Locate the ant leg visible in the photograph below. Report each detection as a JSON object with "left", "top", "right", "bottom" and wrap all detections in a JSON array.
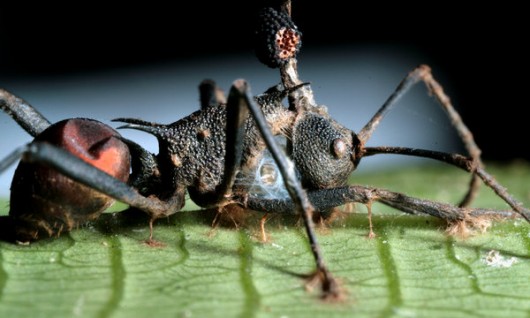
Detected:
[
  {"left": 235, "top": 79, "right": 343, "bottom": 301},
  {"left": 355, "top": 185, "right": 524, "bottom": 225},
  {"left": 357, "top": 65, "right": 482, "bottom": 208},
  {"left": 363, "top": 146, "right": 530, "bottom": 221},
  {"left": 244, "top": 185, "right": 522, "bottom": 223},
  {"left": 1, "top": 89, "right": 51, "bottom": 137},
  {"left": 0, "top": 142, "right": 185, "bottom": 221},
  {"left": 370, "top": 186, "right": 527, "bottom": 233},
  {"left": 211, "top": 80, "right": 250, "bottom": 204},
  {"left": 419, "top": 67, "right": 482, "bottom": 207}
]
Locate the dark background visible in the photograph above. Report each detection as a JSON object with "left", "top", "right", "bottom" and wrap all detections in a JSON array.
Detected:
[{"left": 0, "top": 1, "right": 528, "bottom": 161}]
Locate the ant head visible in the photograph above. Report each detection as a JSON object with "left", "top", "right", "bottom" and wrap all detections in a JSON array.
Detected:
[{"left": 290, "top": 112, "right": 360, "bottom": 189}]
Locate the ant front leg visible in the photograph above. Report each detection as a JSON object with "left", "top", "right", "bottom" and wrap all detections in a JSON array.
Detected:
[
  {"left": 245, "top": 184, "right": 524, "bottom": 230},
  {"left": 234, "top": 79, "right": 344, "bottom": 301},
  {"left": 361, "top": 146, "right": 530, "bottom": 222}
]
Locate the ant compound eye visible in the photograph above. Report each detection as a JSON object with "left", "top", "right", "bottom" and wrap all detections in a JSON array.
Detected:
[
  {"left": 254, "top": 7, "right": 302, "bottom": 68},
  {"left": 332, "top": 138, "right": 347, "bottom": 159}
]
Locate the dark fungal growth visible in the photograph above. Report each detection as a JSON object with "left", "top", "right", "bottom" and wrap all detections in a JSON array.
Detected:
[{"left": 254, "top": 6, "right": 302, "bottom": 68}]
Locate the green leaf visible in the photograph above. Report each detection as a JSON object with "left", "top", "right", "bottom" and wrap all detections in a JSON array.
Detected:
[{"left": 0, "top": 162, "right": 529, "bottom": 318}]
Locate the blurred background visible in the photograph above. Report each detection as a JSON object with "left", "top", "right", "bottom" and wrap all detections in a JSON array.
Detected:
[{"left": 0, "top": 1, "right": 528, "bottom": 197}]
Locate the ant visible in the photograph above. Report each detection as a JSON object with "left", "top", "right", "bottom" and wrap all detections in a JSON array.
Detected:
[{"left": 1, "top": 1, "right": 529, "bottom": 301}]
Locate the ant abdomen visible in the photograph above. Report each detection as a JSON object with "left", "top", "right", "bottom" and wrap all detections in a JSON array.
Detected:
[{"left": 8, "top": 118, "right": 130, "bottom": 242}]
